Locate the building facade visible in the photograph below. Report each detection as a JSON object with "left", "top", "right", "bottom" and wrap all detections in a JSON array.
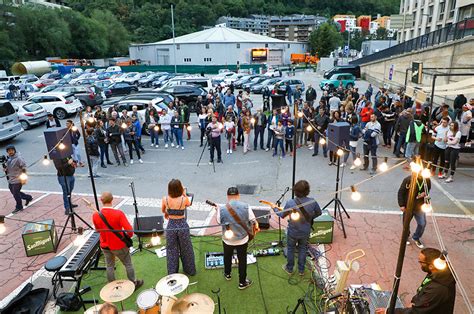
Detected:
[
  {"left": 333, "top": 15, "right": 357, "bottom": 32},
  {"left": 397, "top": 0, "right": 473, "bottom": 42},
  {"left": 269, "top": 14, "right": 327, "bottom": 42},
  {"left": 216, "top": 15, "right": 269, "bottom": 36},
  {"left": 129, "top": 25, "right": 306, "bottom": 66}
]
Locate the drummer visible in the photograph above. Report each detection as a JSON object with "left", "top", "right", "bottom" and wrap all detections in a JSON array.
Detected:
[{"left": 162, "top": 179, "right": 196, "bottom": 276}]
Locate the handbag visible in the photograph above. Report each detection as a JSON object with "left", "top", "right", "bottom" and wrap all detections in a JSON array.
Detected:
[
  {"left": 97, "top": 211, "right": 133, "bottom": 248},
  {"left": 225, "top": 203, "right": 258, "bottom": 241}
]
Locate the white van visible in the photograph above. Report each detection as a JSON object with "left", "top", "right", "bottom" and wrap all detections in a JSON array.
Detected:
[
  {"left": 163, "top": 77, "right": 213, "bottom": 92},
  {"left": 106, "top": 66, "right": 122, "bottom": 73},
  {"left": 0, "top": 100, "right": 24, "bottom": 142}
]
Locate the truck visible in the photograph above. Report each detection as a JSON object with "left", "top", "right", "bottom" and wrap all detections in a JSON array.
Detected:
[{"left": 290, "top": 53, "right": 319, "bottom": 64}]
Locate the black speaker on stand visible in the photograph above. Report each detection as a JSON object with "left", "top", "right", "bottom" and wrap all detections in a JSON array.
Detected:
[
  {"left": 327, "top": 122, "right": 350, "bottom": 152},
  {"left": 271, "top": 94, "right": 286, "bottom": 111}
]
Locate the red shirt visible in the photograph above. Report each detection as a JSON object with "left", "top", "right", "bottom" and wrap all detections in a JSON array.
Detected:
[
  {"left": 92, "top": 207, "right": 133, "bottom": 250},
  {"left": 360, "top": 107, "right": 374, "bottom": 122}
]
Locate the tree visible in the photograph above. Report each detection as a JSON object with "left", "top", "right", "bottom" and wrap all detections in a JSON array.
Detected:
[
  {"left": 309, "top": 23, "right": 343, "bottom": 57},
  {"left": 90, "top": 10, "right": 130, "bottom": 56},
  {"left": 376, "top": 27, "right": 389, "bottom": 40}
]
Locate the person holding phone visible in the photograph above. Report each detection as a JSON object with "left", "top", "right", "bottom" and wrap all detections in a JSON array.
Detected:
[{"left": 162, "top": 179, "right": 196, "bottom": 276}]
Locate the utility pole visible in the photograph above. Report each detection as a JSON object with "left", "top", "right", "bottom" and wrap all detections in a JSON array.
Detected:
[{"left": 171, "top": 4, "right": 177, "bottom": 74}]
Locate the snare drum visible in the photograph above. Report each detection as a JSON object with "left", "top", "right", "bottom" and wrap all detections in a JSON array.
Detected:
[{"left": 137, "top": 289, "right": 160, "bottom": 314}]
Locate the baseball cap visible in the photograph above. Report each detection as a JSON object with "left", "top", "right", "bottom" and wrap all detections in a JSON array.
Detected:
[{"left": 227, "top": 187, "right": 239, "bottom": 196}]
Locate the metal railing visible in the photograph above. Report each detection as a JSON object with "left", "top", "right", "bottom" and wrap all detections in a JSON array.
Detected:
[{"left": 350, "top": 17, "right": 474, "bottom": 65}]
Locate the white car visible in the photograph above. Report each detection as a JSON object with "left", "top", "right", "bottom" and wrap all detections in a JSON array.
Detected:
[
  {"left": 223, "top": 73, "right": 246, "bottom": 85},
  {"left": 263, "top": 69, "right": 282, "bottom": 77},
  {"left": 15, "top": 102, "right": 48, "bottom": 129},
  {"left": 115, "top": 72, "right": 139, "bottom": 83},
  {"left": 69, "top": 73, "right": 97, "bottom": 85},
  {"left": 28, "top": 92, "right": 82, "bottom": 120}
]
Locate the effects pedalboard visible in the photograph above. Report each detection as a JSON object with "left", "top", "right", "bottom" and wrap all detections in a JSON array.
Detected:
[{"left": 205, "top": 247, "right": 279, "bottom": 269}]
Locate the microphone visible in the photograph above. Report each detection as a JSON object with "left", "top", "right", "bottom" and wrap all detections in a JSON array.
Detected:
[
  {"left": 285, "top": 187, "right": 290, "bottom": 192},
  {"left": 206, "top": 200, "right": 218, "bottom": 207}
]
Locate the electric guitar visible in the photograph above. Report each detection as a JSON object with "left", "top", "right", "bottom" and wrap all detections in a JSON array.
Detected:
[
  {"left": 207, "top": 200, "right": 260, "bottom": 238},
  {"left": 259, "top": 200, "right": 284, "bottom": 211}
]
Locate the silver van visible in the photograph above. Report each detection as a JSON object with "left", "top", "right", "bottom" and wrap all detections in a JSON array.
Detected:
[{"left": 0, "top": 100, "right": 24, "bottom": 142}]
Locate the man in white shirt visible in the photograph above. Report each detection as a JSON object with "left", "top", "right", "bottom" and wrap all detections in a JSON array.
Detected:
[
  {"left": 216, "top": 187, "right": 257, "bottom": 290},
  {"left": 328, "top": 94, "right": 341, "bottom": 113},
  {"left": 361, "top": 114, "right": 381, "bottom": 175},
  {"left": 459, "top": 104, "right": 472, "bottom": 143},
  {"left": 431, "top": 117, "right": 449, "bottom": 178}
]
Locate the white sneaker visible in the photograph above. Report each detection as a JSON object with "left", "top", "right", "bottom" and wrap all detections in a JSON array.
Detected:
[
  {"left": 150, "top": 143, "right": 154, "bottom": 147},
  {"left": 265, "top": 148, "right": 269, "bottom": 152},
  {"left": 171, "top": 143, "right": 175, "bottom": 147},
  {"left": 340, "top": 163, "right": 346, "bottom": 168},
  {"left": 230, "top": 150, "right": 233, "bottom": 154},
  {"left": 155, "top": 144, "right": 159, "bottom": 148},
  {"left": 165, "top": 144, "right": 168, "bottom": 148},
  {"left": 139, "top": 159, "right": 143, "bottom": 164},
  {"left": 181, "top": 146, "right": 184, "bottom": 150},
  {"left": 176, "top": 145, "right": 179, "bottom": 149},
  {"left": 227, "top": 149, "right": 230, "bottom": 154},
  {"left": 445, "top": 176, "right": 454, "bottom": 183},
  {"left": 130, "top": 160, "right": 134, "bottom": 164},
  {"left": 350, "top": 165, "right": 356, "bottom": 170},
  {"left": 308, "top": 146, "right": 313, "bottom": 150}
]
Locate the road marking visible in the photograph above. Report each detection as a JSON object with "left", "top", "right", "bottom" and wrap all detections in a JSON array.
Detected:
[
  {"left": 140, "top": 161, "right": 158, "bottom": 164},
  {"left": 232, "top": 160, "right": 260, "bottom": 165},
  {"left": 24, "top": 192, "right": 51, "bottom": 209},
  {"left": 181, "top": 162, "right": 210, "bottom": 166},
  {"left": 458, "top": 199, "right": 474, "bottom": 203},
  {"left": 27, "top": 172, "right": 134, "bottom": 180},
  {"left": 431, "top": 179, "right": 474, "bottom": 219},
  {"left": 455, "top": 167, "right": 474, "bottom": 171}
]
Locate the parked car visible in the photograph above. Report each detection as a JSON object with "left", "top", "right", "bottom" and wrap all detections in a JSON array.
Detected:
[
  {"left": 250, "top": 77, "right": 281, "bottom": 94},
  {"left": 138, "top": 73, "right": 166, "bottom": 87},
  {"left": 323, "top": 65, "right": 361, "bottom": 79},
  {"left": 263, "top": 69, "right": 282, "bottom": 77},
  {"left": 158, "top": 84, "right": 207, "bottom": 112},
  {"left": 53, "top": 85, "right": 105, "bottom": 107},
  {"left": 276, "top": 79, "right": 306, "bottom": 93},
  {"left": 123, "top": 72, "right": 150, "bottom": 85},
  {"left": 28, "top": 92, "right": 82, "bottom": 119},
  {"left": 242, "top": 76, "right": 267, "bottom": 91},
  {"left": 319, "top": 73, "right": 356, "bottom": 90},
  {"left": 69, "top": 73, "right": 97, "bottom": 85},
  {"left": 73, "top": 78, "right": 97, "bottom": 86},
  {"left": 94, "top": 79, "right": 113, "bottom": 90},
  {"left": 0, "top": 100, "right": 23, "bottom": 141},
  {"left": 223, "top": 73, "right": 246, "bottom": 85},
  {"left": 15, "top": 102, "right": 48, "bottom": 129},
  {"left": 102, "top": 92, "right": 173, "bottom": 109},
  {"left": 162, "top": 77, "right": 213, "bottom": 92},
  {"left": 103, "top": 82, "right": 138, "bottom": 97},
  {"left": 234, "top": 75, "right": 260, "bottom": 89},
  {"left": 0, "top": 84, "right": 38, "bottom": 99},
  {"left": 115, "top": 72, "right": 139, "bottom": 83},
  {"left": 35, "top": 72, "right": 61, "bottom": 88},
  {"left": 151, "top": 73, "right": 178, "bottom": 88},
  {"left": 97, "top": 72, "right": 113, "bottom": 80}
]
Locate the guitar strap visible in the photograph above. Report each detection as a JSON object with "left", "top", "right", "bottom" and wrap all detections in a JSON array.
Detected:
[
  {"left": 294, "top": 198, "right": 313, "bottom": 225},
  {"left": 225, "top": 203, "right": 252, "bottom": 236},
  {"left": 97, "top": 210, "right": 131, "bottom": 246}
]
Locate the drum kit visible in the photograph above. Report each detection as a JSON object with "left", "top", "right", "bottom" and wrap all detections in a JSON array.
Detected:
[{"left": 91, "top": 274, "right": 215, "bottom": 314}]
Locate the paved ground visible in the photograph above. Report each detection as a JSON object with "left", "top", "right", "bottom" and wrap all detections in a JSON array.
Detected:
[{"left": 0, "top": 71, "right": 473, "bottom": 311}]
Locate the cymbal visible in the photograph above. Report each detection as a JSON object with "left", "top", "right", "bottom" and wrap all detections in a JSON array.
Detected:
[
  {"left": 155, "top": 274, "right": 189, "bottom": 296},
  {"left": 100, "top": 279, "right": 135, "bottom": 302},
  {"left": 171, "top": 293, "right": 215, "bottom": 313},
  {"left": 160, "top": 296, "right": 177, "bottom": 314},
  {"left": 85, "top": 304, "right": 103, "bottom": 314}
]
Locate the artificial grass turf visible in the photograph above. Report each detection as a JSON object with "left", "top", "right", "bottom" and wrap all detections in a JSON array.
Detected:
[{"left": 65, "top": 231, "right": 321, "bottom": 314}]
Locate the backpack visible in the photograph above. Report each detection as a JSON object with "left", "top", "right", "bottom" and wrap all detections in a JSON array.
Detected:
[{"left": 56, "top": 293, "right": 83, "bottom": 311}]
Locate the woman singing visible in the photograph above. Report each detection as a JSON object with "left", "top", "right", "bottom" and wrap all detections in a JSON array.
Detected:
[{"left": 162, "top": 179, "right": 196, "bottom": 275}]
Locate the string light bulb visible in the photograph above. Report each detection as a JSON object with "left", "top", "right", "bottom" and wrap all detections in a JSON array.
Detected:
[
  {"left": 0, "top": 216, "right": 5, "bottom": 234},
  {"left": 421, "top": 198, "right": 432, "bottom": 213},
  {"left": 224, "top": 224, "right": 234, "bottom": 239},
  {"left": 350, "top": 185, "right": 361, "bottom": 201},
  {"left": 121, "top": 122, "right": 127, "bottom": 129},
  {"left": 354, "top": 153, "right": 362, "bottom": 167},
  {"left": 154, "top": 125, "right": 160, "bottom": 132},
  {"left": 336, "top": 148, "right": 344, "bottom": 157},
  {"left": 42, "top": 155, "right": 50, "bottom": 166},
  {"left": 319, "top": 137, "right": 326, "bottom": 145},
  {"left": 88, "top": 117, "right": 95, "bottom": 124},
  {"left": 379, "top": 157, "right": 388, "bottom": 172},
  {"left": 250, "top": 117, "right": 256, "bottom": 124},
  {"left": 297, "top": 111, "right": 303, "bottom": 118},
  {"left": 19, "top": 170, "right": 28, "bottom": 183},
  {"left": 290, "top": 209, "right": 300, "bottom": 220},
  {"left": 58, "top": 142, "right": 66, "bottom": 150},
  {"left": 410, "top": 161, "right": 422, "bottom": 173},
  {"left": 71, "top": 126, "right": 78, "bottom": 132},
  {"left": 150, "top": 229, "right": 161, "bottom": 246},
  {"left": 422, "top": 167, "right": 431, "bottom": 178},
  {"left": 306, "top": 125, "right": 312, "bottom": 132},
  {"left": 433, "top": 253, "right": 447, "bottom": 270},
  {"left": 187, "top": 125, "right": 192, "bottom": 131}
]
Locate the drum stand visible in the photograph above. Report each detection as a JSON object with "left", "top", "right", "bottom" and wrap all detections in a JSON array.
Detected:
[{"left": 211, "top": 288, "right": 223, "bottom": 314}]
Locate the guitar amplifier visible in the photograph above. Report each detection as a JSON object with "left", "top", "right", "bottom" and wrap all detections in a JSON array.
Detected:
[
  {"left": 133, "top": 216, "right": 164, "bottom": 236},
  {"left": 309, "top": 210, "right": 334, "bottom": 244},
  {"left": 251, "top": 208, "right": 270, "bottom": 229}
]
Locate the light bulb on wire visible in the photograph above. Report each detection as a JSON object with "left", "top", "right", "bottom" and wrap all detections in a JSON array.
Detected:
[
  {"left": 58, "top": 142, "right": 66, "bottom": 150},
  {"left": 337, "top": 148, "right": 344, "bottom": 157},
  {"left": 19, "top": 170, "right": 28, "bottom": 183},
  {"left": 297, "top": 111, "right": 303, "bottom": 118},
  {"left": 121, "top": 122, "right": 127, "bottom": 129},
  {"left": 433, "top": 254, "right": 447, "bottom": 270},
  {"left": 379, "top": 157, "right": 388, "bottom": 172},
  {"left": 306, "top": 125, "right": 312, "bottom": 132},
  {"left": 88, "top": 117, "right": 95, "bottom": 124},
  {"left": 154, "top": 125, "right": 160, "bottom": 132},
  {"left": 42, "top": 155, "right": 50, "bottom": 166},
  {"left": 290, "top": 210, "right": 300, "bottom": 220},
  {"left": 71, "top": 126, "right": 78, "bottom": 132},
  {"left": 422, "top": 167, "right": 431, "bottom": 178},
  {"left": 410, "top": 161, "right": 422, "bottom": 173},
  {"left": 224, "top": 224, "right": 234, "bottom": 239},
  {"left": 150, "top": 229, "right": 161, "bottom": 246},
  {"left": 319, "top": 137, "right": 326, "bottom": 145},
  {"left": 0, "top": 216, "right": 5, "bottom": 234},
  {"left": 354, "top": 154, "right": 362, "bottom": 167},
  {"left": 350, "top": 185, "right": 361, "bottom": 201},
  {"left": 187, "top": 125, "right": 192, "bottom": 131},
  {"left": 250, "top": 117, "right": 256, "bottom": 124}
]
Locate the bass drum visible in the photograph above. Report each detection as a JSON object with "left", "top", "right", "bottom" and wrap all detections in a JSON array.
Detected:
[{"left": 136, "top": 289, "right": 160, "bottom": 314}]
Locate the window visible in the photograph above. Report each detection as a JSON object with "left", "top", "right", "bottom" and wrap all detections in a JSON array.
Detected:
[
  {"left": 205, "top": 43, "right": 210, "bottom": 49},
  {"left": 176, "top": 44, "right": 180, "bottom": 50},
  {"left": 265, "top": 43, "right": 268, "bottom": 47},
  {"left": 183, "top": 58, "right": 192, "bottom": 62},
  {"left": 203, "top": 58, "right": 212, "bottom": 62},
  {"left": 287, "top": 44, "right": 290, "bottom": 48},
  {"left": 236, "top": 43, "right": 240, "bottom": 48}
]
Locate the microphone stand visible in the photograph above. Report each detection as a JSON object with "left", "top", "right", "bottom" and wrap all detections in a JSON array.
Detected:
[
  {"left": 130, "top": 181, "right": 154, "bottom": 255},
  {"left": 275, "top": 186, "right": 290, "bottom": 247}
]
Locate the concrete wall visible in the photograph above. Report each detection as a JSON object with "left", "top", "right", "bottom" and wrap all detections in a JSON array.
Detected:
[
  {"left": 359, "top": 37, "right": 474, "bottom": 106},
  {"left": 130, "top": 42, "right": 306, "bottom": 66}
]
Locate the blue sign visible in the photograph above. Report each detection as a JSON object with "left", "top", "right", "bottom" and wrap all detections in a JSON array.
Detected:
[
  {"left": 389, "top": 64, "right": 394, "bottom": 81},
  {"left": 344, "top": 45, "right": 349, "bottom": 54}
]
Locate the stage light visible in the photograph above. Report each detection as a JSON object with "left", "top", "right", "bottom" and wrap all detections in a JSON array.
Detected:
[
  {"left": 410, "top": 161, "right": 422, "bottom": 173},
  {"left": 121, "top": 122, "right": 127, "bottom": 129},
  {"left": 421, "top": 202, "right": 432, "bottom": 213},
  {"left": 58, "top": 142, "right": 66, "bottom": 150},
  {"left": 154, "top": 125, "right": 160, "bottom": 132},
  {"left": 297, "top": 111, "right": 303, "bottom": 118},
  {"left": 306, "top": 125, "right": 312, "bottom": 132},
  {"left": 71, "top": 126, "right": 78, "bottom": 132},
  {"left": 187, "top": 125, "right": 192, "bottom": 131},
  {"left": 434, "top": 255, "right": 447, "bottom": 270},
  {"left": 354, "top": 154, "right": 362, "bottom": 167},
  {"left": 19, "top": 170, "right": 28, "bottom": 183},
  {"left": 290, "top": 210, "right": 300, "bottom": 220},
  {"left": 250, "top": 118, "right": 256, "bottom": 124},
  {"left": 422, "top": 168, "right": 431, "bottom": 178},
  {"left": 42, "top": 155, "right": 50, "bottom": 166},
  {"left": 379, "top": 157, "right": 388, "bottom": 172},
  {"left": 150, "top": 229, "right": 161, "bottom": 246},
  {"left": 0, "top": 216, "right": 5, "bottom": 234},
  {"left": 337, "top": 148, "right": 344, "bottom": 157},
  {"left": 319, "top": 137, "right": 326, "bottom": 145},
  {"left": 224, "top": 224, "right": 234, "bottom": 239},
  {"left": 350, "top": 185, "right": 361, "bottom": 201},
  {"left": 73, "top": 227, "right": 86, "bottom": 246}
]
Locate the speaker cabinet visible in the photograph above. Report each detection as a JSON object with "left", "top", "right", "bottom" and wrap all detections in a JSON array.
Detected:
[
  {"left": 271, "top": 94, "right": 286, "bottom": 110},
  {"left": 44, "top": 127, "right": 73, "bottom": 159},
  {"left": 252, "top": 208, "right": 270, "bottom": 229},
  {"left": 327, "top": 122, "right": 350, "bottom": 152},
  {"left": 133, "top": 216, "right": 164, "bottom": 236}
]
